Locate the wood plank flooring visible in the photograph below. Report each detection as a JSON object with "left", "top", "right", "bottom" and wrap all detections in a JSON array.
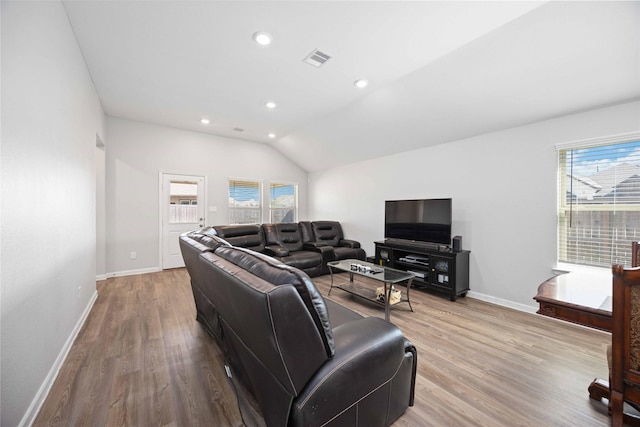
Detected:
[{"left": 34, "top": 268, "right": 611, "bottom": 426}]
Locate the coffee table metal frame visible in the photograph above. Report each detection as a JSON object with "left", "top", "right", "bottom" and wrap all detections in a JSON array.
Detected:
[{"left": 327, "top": 259, "right": 414, "bottom": 322}]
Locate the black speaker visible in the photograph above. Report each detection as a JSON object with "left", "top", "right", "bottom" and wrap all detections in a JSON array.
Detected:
[{"left": 452, "top": 236, "right": 462, "bottom": 251}]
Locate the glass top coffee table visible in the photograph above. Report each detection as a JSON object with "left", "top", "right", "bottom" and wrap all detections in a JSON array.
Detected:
[{"left": 327, "top": 259, "right": 414, "bottom": 322}]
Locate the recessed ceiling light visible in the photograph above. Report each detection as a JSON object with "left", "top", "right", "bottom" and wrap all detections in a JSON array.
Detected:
[
  {"left": 268, "top": 133, "right": 276, "bottom": 139},
  {"left": 200, "top": 118, "right": 211, "bottom": 125},
  {"left": 265, "top": 101, "right": 277, "bottom": 109},
  {"left": 253, "top": 31, "right": 272, "bottom": 46},
  {"left": 354, "top": 79, "right": 369, "bottom": 89}
]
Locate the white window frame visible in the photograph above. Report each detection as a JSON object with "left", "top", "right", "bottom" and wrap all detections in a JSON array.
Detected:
[
  {"left": 268, "top": 182, "right": 298, "bottom": 223},
  {"left": 556, "top": 131, "right": 640, "bottom": 268},
  {"left": 228, "top": 178, "right": 263, "bottom": 225}
]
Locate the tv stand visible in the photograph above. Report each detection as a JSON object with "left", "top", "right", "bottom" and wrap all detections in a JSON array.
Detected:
[{"left": 375, "top": 240, "right": 470, "bottom": 301}]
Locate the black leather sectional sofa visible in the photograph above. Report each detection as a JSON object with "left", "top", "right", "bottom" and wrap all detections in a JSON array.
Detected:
[
  {"left": 179, "top": 228, "right": 417, "bottom": 427},
  {"left": 207, "top": 220, "right": 366, "bottom": 277}
]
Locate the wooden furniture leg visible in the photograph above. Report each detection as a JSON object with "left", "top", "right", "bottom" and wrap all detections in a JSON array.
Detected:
[
  {"left": 588, "top": 378, "right": 610, "bottom": 402},
  {"left": 611, "top": 389, "right": 624, "bottom": 427}
]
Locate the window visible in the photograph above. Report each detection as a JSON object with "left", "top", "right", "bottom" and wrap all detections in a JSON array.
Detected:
[
  {"left": 558, "top": 135, "right": 640, "bottom": 268},
  {"left": 228, "top": 179, "right": 262, "bottom": 224},
  {"left": 169, "top": 181, "right": 198, "bottom": 223},
  {"left": 269, "top": 183, "right": 297, "bottom": 223}
]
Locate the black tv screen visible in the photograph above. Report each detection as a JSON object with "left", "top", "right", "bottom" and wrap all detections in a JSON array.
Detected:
[{"left": 385, "top": 198, "right": 452, "bottom": 245}]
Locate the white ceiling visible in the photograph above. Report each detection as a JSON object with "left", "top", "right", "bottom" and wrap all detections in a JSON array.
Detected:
[{"left": 63, "top": 1, "right": 640, "bottom": 172}]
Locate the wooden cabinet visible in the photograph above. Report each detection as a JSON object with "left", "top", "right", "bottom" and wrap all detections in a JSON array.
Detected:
[{"left": 375, "top": 241, "right": 470, "bottom": 301}]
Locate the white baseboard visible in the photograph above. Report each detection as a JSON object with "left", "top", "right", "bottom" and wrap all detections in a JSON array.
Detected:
[
  {"left": 467, "top": 290, "right": 538, "bottom": 314},
  {"left": 20, "top": 290, "right": 98, "bottom": 427},
  {"left": 102, "top": 266, "right": 161, "bottom": 279}
]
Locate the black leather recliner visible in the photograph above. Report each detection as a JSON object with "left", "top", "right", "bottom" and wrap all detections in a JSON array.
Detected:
[
  {"left": 262, "top": 223, "right": 327, "bottom": 277},
  {"left": 301, "top": 221, "right": 366, "bottom": 273},
  {"left": 211, "top": 221, "right": 365, "bottom": 277},
  {"left": 179, "top": 230, "right": 229, "bottom": 343},
  {"left": 213, "top": 224, "right": 266, "bottom": 253},
  {"left": 179, "top": 231, "right": 417, "bottom": 427}
]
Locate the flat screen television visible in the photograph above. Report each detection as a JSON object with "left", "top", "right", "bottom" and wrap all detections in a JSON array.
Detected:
[{"left": 384, "top": 198, "right": 452, "bottom": 246}]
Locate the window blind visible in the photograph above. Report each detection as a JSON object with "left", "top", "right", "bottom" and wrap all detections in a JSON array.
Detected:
[
  {"left": 558, "top": 138, "right": 640, "bottom": 268},
  {"left": 228, "top": 179, "right": 261, "bottom": 224},
  {"left": 269, "top": 183, "right": 297, "bottom": 223}
]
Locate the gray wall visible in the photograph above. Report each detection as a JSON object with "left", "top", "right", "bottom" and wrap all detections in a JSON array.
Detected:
[
  {"left": 1, "top": 2, "right": 106, "bottom": 426},
  {"left": 308, "top": 101, "right": 640, "bottom": 310},
  {"left": 105, "top": 117, "right": 308, "bottom": 275},
  {"left": 96, "top": 142, "right": 106, "bottom": 279}
]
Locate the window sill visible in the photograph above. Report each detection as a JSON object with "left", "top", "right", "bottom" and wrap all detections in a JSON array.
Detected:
[{"left": 553, "top": 262, "right": 610, "bottom": 279}]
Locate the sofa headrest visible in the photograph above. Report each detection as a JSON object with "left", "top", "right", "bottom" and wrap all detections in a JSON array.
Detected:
[
  {"left": 188, "top": 232, "right": 230, "bottom": 250},
  {"left": 213, "top": 224, "right": 266, "bottom": 252},
  {"left": 193, "top": 226, "right": 218, "bottom": 236},
  {"left": 264, "top": 223, "right": 304, "bottom": 251},
  {"left": 311, "top": 221, "right": 343, "bottom": 246},
  {"left": 214, "top": 245, "right": 335, "bottom": 357},
  {"left": 299, "top": 221, "right": 314, "bottom": 243},
  {"left": 213, "top": 224, "right": 260, "bottom": 238}
]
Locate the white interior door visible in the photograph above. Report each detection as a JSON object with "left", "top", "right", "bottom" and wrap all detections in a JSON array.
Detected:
[{"left": 161, "top": 173, "right": 205, "bottom": 269}]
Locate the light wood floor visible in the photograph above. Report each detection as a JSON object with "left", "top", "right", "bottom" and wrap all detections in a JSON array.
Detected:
[{"left": 34, "top": 268, "right": 611, "bottom": 426}]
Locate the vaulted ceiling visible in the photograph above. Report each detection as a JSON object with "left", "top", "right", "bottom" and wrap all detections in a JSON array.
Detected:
[{"left": 63, "top": 1, "right": 640, "bottom": 172}]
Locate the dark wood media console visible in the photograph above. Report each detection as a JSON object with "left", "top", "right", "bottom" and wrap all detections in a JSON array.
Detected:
[{"left": 375, "top": 240, "right": 470, "bottom": 301}]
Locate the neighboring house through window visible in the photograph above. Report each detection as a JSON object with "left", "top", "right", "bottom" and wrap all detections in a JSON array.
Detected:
[
  {"left": 270, "top": 183, "right": 297, "bottom": 223},
  {"left": 557, "top": 134, "right": 640, "bottom": 268}
]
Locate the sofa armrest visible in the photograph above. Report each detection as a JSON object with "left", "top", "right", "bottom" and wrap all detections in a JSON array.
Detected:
[
  {"left": 304, "top": 241, "right": 329, "bottom": 249},
  {"left": 290, "top": 317, "right": 416, "bottom": 426},
  {"left": 264, "top": 245, "right": 290, "bottom": 257},
  {"left": 339, "top": 239, "right": 361, "bottom": 249},
  {"left": 303, "top": 243, "right": 335, "bottom": 265}
]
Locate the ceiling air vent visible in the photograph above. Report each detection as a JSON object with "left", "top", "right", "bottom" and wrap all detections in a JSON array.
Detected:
[{"left": 303, "top": 49, "right": 331, "bottom": 67}]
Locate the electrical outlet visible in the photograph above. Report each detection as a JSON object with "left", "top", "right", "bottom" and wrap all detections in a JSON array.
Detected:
[{"left": 130, "top": 251, "right": 136, "bottom": 260}]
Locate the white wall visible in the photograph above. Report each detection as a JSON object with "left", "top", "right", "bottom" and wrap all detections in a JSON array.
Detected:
[
  {"left": 309, "top": 101, "right": 640, "bottom": 310},
  {"left": 105, "top": 117, "right": 308, "bottom": 275},
  {"left": 96, "top": 137, "right": 107, "bottom": 279},
  {"left": 0, "top": 2, "right": 105, "bottom": 426}
]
